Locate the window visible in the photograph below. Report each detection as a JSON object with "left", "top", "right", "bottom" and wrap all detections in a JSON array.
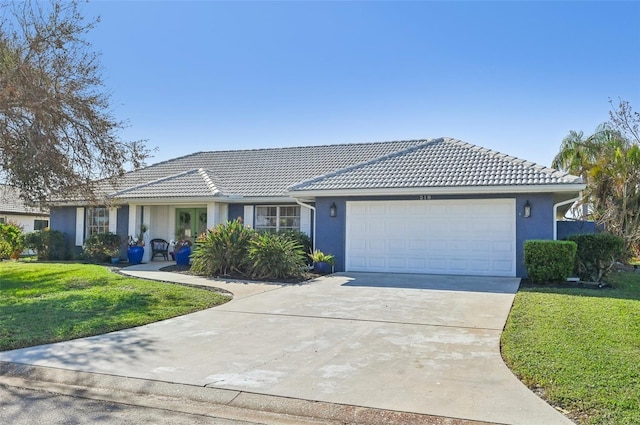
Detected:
[
  {"left": 34, "top": 219, "right": 49, "bottom": 231},
  {"left": 86, "top": 207, "right": 109, "bottom": 237},
  {"left": 255, "top": 206, "right": 300, "bottom": 232},
  {"left": 0, "top": 217, "right": 4, "bottom": 224}
]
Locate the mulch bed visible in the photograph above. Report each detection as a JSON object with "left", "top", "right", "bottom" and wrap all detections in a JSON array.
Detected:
[{"left": 159, "top": 264, "right": 322, "bottom": 284}]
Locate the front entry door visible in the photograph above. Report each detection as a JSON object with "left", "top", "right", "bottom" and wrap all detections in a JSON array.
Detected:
[{"left": 176, "top": 208, "right": 207, "bottom": 241}]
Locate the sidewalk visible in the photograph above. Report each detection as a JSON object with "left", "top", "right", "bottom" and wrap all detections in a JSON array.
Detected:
[{"left": 119, "top": 261, "right": 285, "bottom": 299}]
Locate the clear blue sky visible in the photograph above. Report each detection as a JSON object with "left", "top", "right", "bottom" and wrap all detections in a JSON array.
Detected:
[{"left": 84, "top": 1, "right": 640, "bottom": 168}]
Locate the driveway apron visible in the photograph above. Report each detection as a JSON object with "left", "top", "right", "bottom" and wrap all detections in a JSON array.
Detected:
[{"left": 0, "top": 271, "right": 573, "bottom": 425}]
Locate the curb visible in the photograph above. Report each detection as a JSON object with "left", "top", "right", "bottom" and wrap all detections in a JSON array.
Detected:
[{"left": 0, "top": 362, "right": 499, "bottom": 425}]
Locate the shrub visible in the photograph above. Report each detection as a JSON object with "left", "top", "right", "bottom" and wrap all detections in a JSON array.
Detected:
[
  {"left": 248, "top": 232, "right": 306, "bottom": 280},
  {"left": 82, "top": 232, "right": 122, "bottom": 262},
  {"left": 0, "top": 221, "right": 24, "bottom": 259},
  {"left": 277, "top": 229, "right": 312, "bottom": 265},
  {"left": 22, "top": 229, "right": 66, "bottom": 261},
  {"left": 191, "top": 219, "right": 254, "bottom": 276},
  {"left": 565, "top": 233, "right": 625, "bottom": 282},
  {"left": 524, "top": 240, "right": 577, "bottom": 283},
  {"left": 308, "top": 249, "right": 335, "bottom": 265}
]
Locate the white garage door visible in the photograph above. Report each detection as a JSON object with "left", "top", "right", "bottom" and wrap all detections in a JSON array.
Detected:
[{"left": 345, "top": 199, "right": 516, "bottom": 277}]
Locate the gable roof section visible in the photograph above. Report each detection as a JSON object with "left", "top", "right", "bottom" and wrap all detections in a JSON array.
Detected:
[
  {"left": 105, "top": 140, "right": 425, "bottom": 199},
  {"left": 111, "top": 168, "right": 227, "bottom": 199},
  {"left": 289, "top": 138, "right": 582, "bottom": 193}
]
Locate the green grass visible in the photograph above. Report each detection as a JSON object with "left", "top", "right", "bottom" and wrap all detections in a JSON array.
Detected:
[
  {"left": 0, "top": 262, "right": 231, "bottom": 351},
  {"left": 501, "top": 271, "right": 640, "bottom": 424}
]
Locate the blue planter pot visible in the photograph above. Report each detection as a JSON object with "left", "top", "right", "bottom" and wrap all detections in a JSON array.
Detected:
[
  {"left": 127, "top": 246, "right": 144, "bottom": 265},
  {"left": 313, "top": 261, "right": 333, "bottom": 275},
  {"left": 174, "top": 246, "right": 191, "bottom": 266}
]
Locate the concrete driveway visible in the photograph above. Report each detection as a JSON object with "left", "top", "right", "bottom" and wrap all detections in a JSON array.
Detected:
[{"left": 0, "top": 272, "right": 573, "bottom": 425}]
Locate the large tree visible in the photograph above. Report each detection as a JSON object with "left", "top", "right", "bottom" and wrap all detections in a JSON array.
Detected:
[
  {"left": 552, "top": 99, "right": 640, "bottom": 256},
  {"left": 0, "top": 0, "right": 150, "bottom": 205}
]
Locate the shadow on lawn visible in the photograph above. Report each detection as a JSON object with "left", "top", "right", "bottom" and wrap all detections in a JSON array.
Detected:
[
  {"left": 518, "top": 278, "right": 640, "bottom": 301},
  {"left": 0, "top": 324, "right": 164, "bottom": 375}
]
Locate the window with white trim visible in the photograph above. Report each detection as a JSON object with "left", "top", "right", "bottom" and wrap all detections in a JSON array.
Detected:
[
  {"left": 34, "top": 219, "right": 49, "bottom": 230},
  {"left": 86, "top": 207, "right": 109, "bottom": 237},
  {"left": 255, "top": 206, "right": 300, "bottom": 232},
  {"left": 0, "top": 217, "right": 4, "bottom": 224}
]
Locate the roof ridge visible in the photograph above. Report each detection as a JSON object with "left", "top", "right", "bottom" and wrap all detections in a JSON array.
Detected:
[
  {"left": 197, "top": 168, "right": 225, "bottom": 196},
  {"left": 120, "top": 151, "right": 207, "bottom": 177},
  {"left": 160, "top": 139, "right": 429, "bottom": 157},
  {"left": 288, "top": 138, "right": 438, "bottom": 191}
]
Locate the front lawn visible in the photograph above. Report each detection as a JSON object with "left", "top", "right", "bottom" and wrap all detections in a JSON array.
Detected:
[
  {"left": 501, "top": 271, "right": 640, "bottom": 425},
  {"left": 0, "top": 262, "right": 231, "bottom": 351}
]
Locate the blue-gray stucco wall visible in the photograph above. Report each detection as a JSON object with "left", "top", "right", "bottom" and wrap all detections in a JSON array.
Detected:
[
  {"left": 50, "top": 206, "right": 80, "bottom": 258},
  {"left": 315, "top": 193, "right": 557, "bottom": 278},
  {"left": 50, "top": 205, "right": 130, "bottom": 259},
  {"left": 116, "top": 206, "right": 130, "bottom": 258}
]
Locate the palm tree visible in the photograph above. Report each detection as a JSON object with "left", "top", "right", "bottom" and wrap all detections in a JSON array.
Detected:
[{"left": 554, "top": 123, "right": 640, "bottom": 256}]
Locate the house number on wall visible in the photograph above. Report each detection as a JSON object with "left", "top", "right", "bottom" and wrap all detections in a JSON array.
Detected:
[{"left": 419, "top": 195, "right": 432, "bottom": 200}]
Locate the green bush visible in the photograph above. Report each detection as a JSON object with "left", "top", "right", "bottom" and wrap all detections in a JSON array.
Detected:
[
  {"left": 0, "top": 222, "right": 24, "bottom": 259},
  {"left": 82, "top": 232, "right": 122, "bottom": 263},
  {"left": 248, "top": 232, "right": 306, "bottom": 280},
  {"left": 277, "top": 229, "right": 312, "bottom": 265},
  {"left": 23, "top": 229, "right": 67, "bottom": 261},
  {"left": 308, "top": 249, "right": 335, "bottom": 265},
  {"left": 191, "top": 219, "right": 254, "bottom": 276},
  {"left": 565, "top": 233, "right": 625, "bottom": 282},
  {"left": 524, "top": 240, "right": 577, "bottom": 283}
]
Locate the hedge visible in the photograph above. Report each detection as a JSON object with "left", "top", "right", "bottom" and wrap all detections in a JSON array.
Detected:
[
  {"left": 524, "top": 240, "right": 577, "bottom": 283},
  {"left": 565, "top": 233, "right": 625, "bottom": 282}
]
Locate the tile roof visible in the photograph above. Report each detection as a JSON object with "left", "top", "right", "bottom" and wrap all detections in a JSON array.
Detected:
[
  {"left": 289, "top": 138, "right": 582, "bottom": 191},
  {"left": 0, "top": 185, "right": 49, "bottom": 215},
  {"left": 105, "top": 140, "right": 425, "bottom": 198},
  {"left": 100, "top": 138, "right": 582, "bottom": 201},
  {"left": 112, "top": 168, "right": 226, "bottom": 199}
]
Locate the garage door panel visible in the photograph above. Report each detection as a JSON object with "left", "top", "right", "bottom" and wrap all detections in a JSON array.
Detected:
[
  {"left": 388, "top": 257, "right": 407, "bottom": 269},
  {"left": 493, "top": 241, "right": 513, "bottom": 253},
  {"left": 470, "top": 259, "right": 491, "bottom": 272},
  {"left": 408, "top": 239, "right": 426, "bottom": 250},
  {"left": 387, "top": 221, "right": 405, "bottom": 234},
  {"left": 388, "top": 239, "right": 406, "bottom": 250},
  {"left": 407, "top": 258, "right": 427, "bottom": 269},
  {"left": 494, "top": 260, "right": 514, "bottom": 272},
  {"left": 346, "top": 199, "right": 516, "bottom": 277}
]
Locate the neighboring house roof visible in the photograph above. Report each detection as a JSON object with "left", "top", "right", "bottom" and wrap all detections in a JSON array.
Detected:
[
  {"left": 289, "top": 138, "right": 582, "bottom": 192},
  {"left": 0, "top": 185, "right": 49, "bottom": 216},
  {"left": 95, "top": 137, "right": 582, "bottom": 202}
]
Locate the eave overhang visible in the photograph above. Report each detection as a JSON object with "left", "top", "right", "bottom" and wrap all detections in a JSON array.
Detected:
[{"left": 287, "top": 183, "right": 586, "bottom": 199}]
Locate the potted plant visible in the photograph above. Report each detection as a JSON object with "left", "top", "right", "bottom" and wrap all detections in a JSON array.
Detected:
[
  {"left": 106, "top": 246, "right": 121, "bottom": 264},
  {"left": 172, "top": 238, "right": 193, "bottom": 266},
  {"left": 127, "top": 224, "right": 147, "bottom": 265},
  {"left": 309, "top": 249, "right": 335, "bottom": 275}
]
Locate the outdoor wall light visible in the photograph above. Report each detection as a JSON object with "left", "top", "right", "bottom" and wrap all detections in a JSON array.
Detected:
[
  {"left": 523, "top": 200, "right": 532, "bottom": 218},
  {"left": 330, "top": 202, "right": 337, "bottom": 218}
]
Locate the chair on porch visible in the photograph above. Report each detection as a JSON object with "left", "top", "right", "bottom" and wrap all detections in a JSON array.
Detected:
[{"left": 150, "top": 239, "right": 170, "bottom": 261}]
